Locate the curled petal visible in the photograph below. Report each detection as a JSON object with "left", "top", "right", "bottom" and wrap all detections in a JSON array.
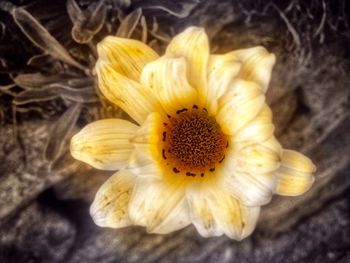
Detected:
[
  {"left": 216, "top": 79, "right": 265, "bottom": 135},
  {"left": 140, "top": 57, "right": 197, "bottom": 114},
  {"left": 90, "top": 170, "right": 136, "bottom": 228},
  {"left": 275, "top": 150, "right": 316, "bottom": 196},
  {"left": 128, "top": 177, "right": 187, "bottom": 233},
  {"left": 97, "top": 36, "right": 158, "bottom": 81},
  {"left": 234, "top": 105, "right": 275, "bottom": 146},
  {"left": 187, "top": 187, "right": 260, "bottom": 240},
  {"left": 232, "top": 46, "right": 276, "bottom": 92},
  {"left": 206, "top": 53, "right": 241, "bottom": 114},
  {"left": 70, "top": 119, "right": 138, "bottom": 170},
  {"left": 96, "top": 61, "right": 163, "bottom": 124},
  {"left": 221, "top": 163, "right": 274, "bottom": 206},
  {"left": 166, "top": 26, "right": 209, "bottom": 103}
]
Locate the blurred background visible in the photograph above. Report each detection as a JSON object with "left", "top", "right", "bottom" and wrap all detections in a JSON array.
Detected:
[{"left": 0, "top": 0, "right": 349, "bottom": 262}]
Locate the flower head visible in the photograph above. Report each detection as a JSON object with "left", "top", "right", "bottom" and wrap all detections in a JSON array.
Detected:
[{"left": 70, "top": 27, "right": 316, "bottom": 240}]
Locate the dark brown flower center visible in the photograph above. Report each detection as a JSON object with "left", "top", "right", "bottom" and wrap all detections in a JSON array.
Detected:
[{"left": 161, "top": 105, "right": 228, "bottom": 177}]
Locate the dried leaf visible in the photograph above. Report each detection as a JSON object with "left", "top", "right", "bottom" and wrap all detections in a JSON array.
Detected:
[
  {"left": 13, "top": 73, "right": 73, "bottom": 89},
  {"left": 66, "top": 0, "right": 82, "bottom": 23},
  {"left": 57, "top": 85, "right": 98, "bottom": 103},
  {"left": 14, "top": 87, "right": 59, "bottom": 105},
  {"left": 12, "top": 7, "right": 87, "bottom": 71},
  {"left": 132, "top": 0, "right": 200, "bottom": 18},
  {"left": 71, "top": 0, "right": 107, "bottom": 43},
  {"left": 116, "top": 8, "right": 142, "bottom": 38},
  {"left": 45, "top": 103, "right": 82, "bottom": 161}
]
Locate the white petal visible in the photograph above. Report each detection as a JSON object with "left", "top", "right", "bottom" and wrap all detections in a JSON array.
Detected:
[
  {"left": 232, "top": 144, "right": 280, "bottom": 175},
  {"left": 206, "top": 53, "right": 241, "bottom": 114},
  {"left": 187, "top": 186, "right": 260, "bottom": 240},
  {"left": 234, "top": 105, "right": 274, "bottom": 145},
  {"left": 90, "top": 170, "right": 136, "bottom": 228},
  {"left": 220, "top": 164, "right": 274, "bottom": 206},
  {"left": 140, "top": 57, "right": 197, "bottom": 114},
  {"left": 96, "top": 61, "right": 163, "bottom": 124},
  {"left": 128, "top": 177, "right": 187, "bottom": 233},
  {"left": 275, "top": 150, "right": 316, "bottom": 196},
  {"left": 151, "top": 198, "right": 191, "bottom": 234},
  {"left": 280, "top": 149, "right": 316, "bottom": 173},
  {"left": 165, "top": 26, "right": 209, "bottom": 102},
  {"left": 216, "top": 79, "right": 265, "bottom": 135},
  {"left": 207, "top": 191, "right": 260, "bottom": 240},
  {"left": 232, "top": 46, "right": 276, "bottom": 92},
  {"left": 70, "top": 119, "right": 137, "bottom": 170},
  {"left": 187, "top": 187, "right": 223, "bottom": 237},
  {"left": 97, "top": 35, "right": 159, "bottom": 81}
]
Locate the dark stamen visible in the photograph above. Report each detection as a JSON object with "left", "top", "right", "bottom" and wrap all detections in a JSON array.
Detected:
[
  {"left": 176, "top": 108, "right": 188, "bottom": 114},
  {"left": 192, "top": 105, "right": 198, "bottom": 109},
  {"left": 209, "top": 168, "right": 215, "bottom": 172},
  {"left": 173, "top": 167, "right": 180, "bottom": 173},
  {"left": 219, "top": 155, "right": 225, "bottom": 163},
  {"left": 186, "top": 172, "right": 196, "bottom": 177},
  {"left": 162, "top": 149, "right": 167, "bottom": 159},
  {"left": 162, "top": 132, "right": 166, "bottom": 142}
]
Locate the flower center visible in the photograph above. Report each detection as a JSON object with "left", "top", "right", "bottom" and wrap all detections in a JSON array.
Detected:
[{"left": 161, "top": 105, "right": 228, "bottom": 177}]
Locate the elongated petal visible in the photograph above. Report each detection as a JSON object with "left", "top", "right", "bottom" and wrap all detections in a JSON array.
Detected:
[
  {"left": 187, "top": 187, "right": 260, "bottom": 240},
  {"left": 97, "top": 36, "right": 158, "bottom": 81},
  {"left": 187, "top": 187, "right": 223, "bottom": 237},
  {"left": 216, "top": 79, "right": 265, "bottom": 135},
  {"left": 165, "top": 27, "right": 209, "bottom": 103},
  {"left": 70, "top": 119, "right": 138, "bottom": 170},
  {"left": 90, "top": 170, "right": 136, "bottom": 228},
  {"left": 140, "top": 57, "right": 197, "bottom": 114},
  {"left": 128, "top": 177, "right": 187, "bottom": 233},
  {"left": 206, "top": 54, "right": 241, "bottom": 114},
  {"left": 208, "top": 192, "right": 260, "bottom": 240},
  {"left": 232, "top": 46, "right": 276, "bottom": 92},
  {"left": 275, "top": 150, "right": 316, "bottom": 196},
  {"left": 96, "top": 61, "right": 163, "bottom": 124},
  {"left": 151, "top": 198, "right": 191, "bottom": 234}
]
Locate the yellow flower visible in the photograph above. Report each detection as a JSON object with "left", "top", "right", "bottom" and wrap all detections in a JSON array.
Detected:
[{"left": 70, "top": 27, "right": 316, "bottom": 240}]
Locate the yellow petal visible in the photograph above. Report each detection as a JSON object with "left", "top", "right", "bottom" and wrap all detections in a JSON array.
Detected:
[
  {"left": 234, "top": 105, "right": 274, "bottom": 146},
  {"left": 206, "top": 53, "right": 241, "bottom": 114},
  {"left": 275, "top": 150, "right": 316, "bottom": 196},
  {"left": 232, "top": 46, "right": 276, "bottom": 92},
  {"left": 151, "top": 198, "right": 191, "bottom": 234},
  {"left": 128, "top": 112, "right": 163, "bottom": 170},
  {"left": 187, "top": 187, "right": 223, "bottom": 237},
  {"left": 280, "top": 149, "right": 316, "bottom": 173},
  {"left": 128, "top": 177, "right": 187, "bottom": 233},
  {"left": 220, "top": 163, "right": 274, "bottom": 206},
  {"left": 140, "top": 57, "right": 197, "bottom": 114},
  {"left": 208, "top": 192, "right": 260, "bottom": 240},
  {"left": 216, "top": 79, "right": 265, "bottom": 135},
  {"left": 233, "top": 144, "right": 280, "bottom": 174},
  {"left": 165, "top": 26, "right": 209, "bottom": 103},
  {"left": 96, "top": 61, "right": 163, "bottom": 124},
  {"left": 97, "top": 36, "right": 159, "bottom": 81},
  {"left": 90, "top": 170, "right": 136, "bottom": 228},
  {"left": 70, "top": 119, "right": 137, "bottom": 170},
  {"left": 187, "top": 187, "right": 260, "bottom": 240}
]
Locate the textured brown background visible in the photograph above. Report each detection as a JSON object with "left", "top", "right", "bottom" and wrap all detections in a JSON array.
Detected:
[{"left": 0, "top": 0, "right": 350, "bottom": 262}]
